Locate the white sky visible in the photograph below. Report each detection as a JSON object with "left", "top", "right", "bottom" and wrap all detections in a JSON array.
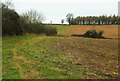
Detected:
[{"left": 2, "top": 0, "right": 120, "bottom": 24}]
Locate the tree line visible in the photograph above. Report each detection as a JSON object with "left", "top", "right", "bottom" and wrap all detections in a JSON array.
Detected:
[
  {"left": 63, "top": 13, "right": 119, "bottom": 25},
  {"left": 1, "top": 1, "right": 57, "bottom": 36}
]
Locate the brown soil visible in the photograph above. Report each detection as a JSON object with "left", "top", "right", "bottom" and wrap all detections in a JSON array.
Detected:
[
  {"left": 61, "top": 25, "right": 118, "bottom": 39},
  {"left": 52, "top": 25, "right": 119, "bottom": 78},
  {"left": 52, "top": 37, "right": 118, "bottom": 78}
]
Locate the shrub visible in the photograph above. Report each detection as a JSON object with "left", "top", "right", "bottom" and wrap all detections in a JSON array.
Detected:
[
  {"left": 22, "top": 23, "right": 57, "bottom": 36},
  {"left": 44, "top": 26, "right": 57, "bottom": 36},
  {"left": 20, "top": 10, "right": 57, "bottom": 36},
  {"left": 83, "top": 30, "right": 104, "bottom": 38},
  {"left": 99, "top": 31, "right": 104, "bottom": 37}
]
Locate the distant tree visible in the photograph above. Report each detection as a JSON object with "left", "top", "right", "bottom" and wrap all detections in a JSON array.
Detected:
[
  {"left": 22, "top": 9, "right": 45, "bottom": 24},
  {"left": 61, "top": 19, "right": 64, "bottom": 25},
  {"left": 82, "top": 17, "right": 85, "bottom": 25},
  {"left": 66, "top": 13, "right": 74, "bottom": 25},
  {"left": 50, "top": 21, "right": 52, "bottom": 24},
  {"left": 111, "top": 15, "right": 117, "bottom": 24},
  {"left": 118, "top": 16, "right": 120, "bottom": 25},
  {"left": 69, "top": 15, "right": 118, "bottom": 25},
  {"left": 108, "top": 16, "right": 112, "bottom": 24}
]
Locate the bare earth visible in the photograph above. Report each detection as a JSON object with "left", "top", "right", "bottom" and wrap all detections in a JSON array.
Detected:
[
  {"left": 61, "top": 25, "right": 118, "bottom": 38},
  {"left": 52, "top": 25, "right": 119, "bottom": 78}
]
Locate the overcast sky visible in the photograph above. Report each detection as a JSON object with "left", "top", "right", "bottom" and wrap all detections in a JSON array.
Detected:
[{"left": 2, "top": 0, "right": 119, "bottom": 24}]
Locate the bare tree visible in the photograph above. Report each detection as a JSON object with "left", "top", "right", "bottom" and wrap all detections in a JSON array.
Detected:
[
  {"left": 5, "top": 0, "right": 13, "bottom": 8},
  {"left": 66, "top": 13, "right": 74, "bottom": 25},
  {"left": 22, "top": 9, "right": 45, "bottom": 24},
  {"left": 0, "top": 0, "right": 14, "bottom": 10}
]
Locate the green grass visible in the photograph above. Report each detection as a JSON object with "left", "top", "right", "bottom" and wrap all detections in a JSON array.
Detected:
[
  {"left": 2, "top": 35, "right": 90, "bottom": 79},
  {"left": 2, "top": 35, "right": 34, "bottom": 79},
  {"left": 51, "top": 25, "right": 68, "bottom": 34}
]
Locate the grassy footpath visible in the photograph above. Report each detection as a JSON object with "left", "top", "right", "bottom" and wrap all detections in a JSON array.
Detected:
[
  {"left": 3, "top": 35, "right": 91, "bottom": 79},
  {"left": 2, "top": 25, "right": 69, "bottom": 79},
  {"left": 2, "top": 35, "right": 34, "bottom": 79}
]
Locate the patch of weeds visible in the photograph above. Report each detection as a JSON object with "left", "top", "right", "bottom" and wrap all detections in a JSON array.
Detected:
[
  {"left": 55, "top": 54, "right": 62, "bottom": 57},
  {"left": 92, "top": 69, "right": 98, "bottom": 73},
  {"left": 83, "top": 70, "right": 87, "bottom": 73},
  {"left": 51, "top": 60, "right": 61, "bottom": 65},
  {"left": 11, "top": 67, "right": 18, "bottom": 70},
  {"left": 56, "top": 49, "right": 58, "bottom": 51},
  {"left": 68, "top": 61, "right": 72, "bottom": 64},
  {"left": 78, "top": 68, "right": 86, "bottom": 73},
  {"left": 76, "top": 63, "right": 82, "bottom": 65},
  {"left": 44, "top": 55, "right": 48, "bottom": 58},
  {"left": 78, "top": 68, "right": 84, "bottom": 71},
  {"left": 40, "top": 58, "right": 44, "bottom": 62},
  {"left": 55, "top": 61, "right": 61, "bottom": 64}
]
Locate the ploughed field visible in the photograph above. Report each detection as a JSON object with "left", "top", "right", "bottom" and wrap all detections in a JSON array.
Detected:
[{"left": 3, "top": 25, "right": 118, "bottom": 79}]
